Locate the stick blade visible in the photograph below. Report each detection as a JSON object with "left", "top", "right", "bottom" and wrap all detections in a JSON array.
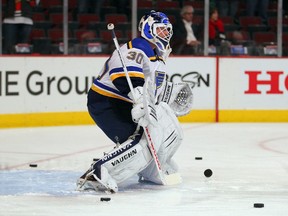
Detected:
[{"left": 164, "top": 173, "right": 182, "bottom": 185}]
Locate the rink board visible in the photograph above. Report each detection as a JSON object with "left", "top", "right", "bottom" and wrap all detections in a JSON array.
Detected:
[
  {"left": 218, "top": 58, "right": 288, "bottom": 122},
  {"left": 0, "top": 56, "right": 287, "bottom": 127}
]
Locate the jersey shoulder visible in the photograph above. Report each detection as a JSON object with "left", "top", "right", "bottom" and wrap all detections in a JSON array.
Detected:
[{"left": 127, "top": 37, "right": 155, "bottom": 58}]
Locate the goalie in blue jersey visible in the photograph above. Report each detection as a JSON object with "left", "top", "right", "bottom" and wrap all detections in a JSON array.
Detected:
[{"left": 76, "top": 10, "right": 194, "bottom": 193}]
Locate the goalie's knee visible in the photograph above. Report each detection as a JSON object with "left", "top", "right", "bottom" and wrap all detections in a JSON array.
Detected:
[{"left": 92, "top": 129, "right": 152, "bottom": 185}]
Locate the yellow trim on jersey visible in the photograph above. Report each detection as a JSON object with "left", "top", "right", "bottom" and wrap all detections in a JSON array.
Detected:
[
  {"left": 149, "top": 56, "right": 157, "bottom": 61},
  {"left": 127, "top": 40, "right": 163, "bottom": 62},
  {"left": 149, "top": 56, "right": 164, "bottom": 61},
  {"left": 128, "top": 41, "right": 132, "bottom": 49},
  {"left": 91, "top": 84, "right": 132, "bottom": 103},
  {"left": 110, "top": 71, "right": 145, "bottom": 81}
]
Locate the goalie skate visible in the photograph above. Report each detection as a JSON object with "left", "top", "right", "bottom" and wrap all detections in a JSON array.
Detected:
[{"left": 76, "top": 169, "right": 117, "bottom": 193}]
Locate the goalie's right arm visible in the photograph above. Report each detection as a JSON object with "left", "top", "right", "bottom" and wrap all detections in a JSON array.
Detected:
[{"left": 158, "top": 81, "right": 194, "bottom": 116}]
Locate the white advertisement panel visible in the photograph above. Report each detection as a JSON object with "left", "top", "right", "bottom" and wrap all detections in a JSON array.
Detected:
[
  {"left": 0, "top": 57, "right": 216, "bottom": 115},
  {"left": 219, "top": 58, "right": 288, "bottom": 109},
  {"left": 166, "top": 57, "right": 216, "bottom": 109},
  {"left": 0, "top": 57, "right": 106, "bottom": 114}
]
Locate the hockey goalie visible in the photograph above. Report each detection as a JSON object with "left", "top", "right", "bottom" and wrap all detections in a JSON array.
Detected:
[{"left": 76, "top": 10, "right": 195, "bottom": 193}]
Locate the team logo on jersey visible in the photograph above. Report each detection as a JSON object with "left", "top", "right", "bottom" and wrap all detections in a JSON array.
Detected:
[{"left": 155, "top": 71, "right": 165, "bottom": 89}]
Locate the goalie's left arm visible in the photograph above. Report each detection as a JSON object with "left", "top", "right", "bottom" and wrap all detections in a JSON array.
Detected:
[{"left": 158, "top": 80, "right": 194, "bottom": 116}]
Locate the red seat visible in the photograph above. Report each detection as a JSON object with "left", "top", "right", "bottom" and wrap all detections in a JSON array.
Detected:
[
  {"left": 105, "top": 14, "right": 128, "bottom": 25},
  {"left": 239, "top": 16, "right": 262, "bottom": 30},
  {"left": 221, "top": 16, "right": 234, "bottom": 25},
  {"left": 33, "top": 13, "right": 46, "bottom": 21},
  {"left": 157, "top": 1, "right": 179, "bottom": 9},
  {"left": 74, "top": 30, "right": 97, "bottom": 43},
  {"left": 48, "top": 29, "right": 72, "bottom": 42},
  {"left": 253, "top": 32, "right": 276, "bottom": 44},
  {"left": 78, "top": 14, "right": 100, "bottom": 27},
  {"left": 30, "top": 29, "right": 46, "bottom": 40},
  {"left": 193, "top": 15, "right": 204, "bottom": 24},
  {"left": 167, "top": 15, "right": 176, "bottom": 24},
  {"left": 282, "top": 33, "right": 288, "bottom": 45},
  {"left": 100, "top": 30, "right": 123, "bottom": 43},
  {"left": 138, "top": 0, "right": 153, "bottom": 8},
  {"left": 50, "top": 13, "right": 73, "bottom": 27},
  {"left": 41, "top": 0, "right": 62, "bottom": 9},
  {"left": 268, "top": 17, "right": 288, "bottom": 26},
  {"left": 184, "top": 1, "right": 204, "bottom": 9},
  {"left": 126, "top": 30, "right": 140, "bottom": 40}
]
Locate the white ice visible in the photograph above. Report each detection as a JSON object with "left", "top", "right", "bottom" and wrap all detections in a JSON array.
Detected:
[{"left": 0, "top": 123, "right": 288, "bottom": 216}]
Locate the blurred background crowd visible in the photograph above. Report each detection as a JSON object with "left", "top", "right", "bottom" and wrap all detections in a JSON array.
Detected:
[{"left": 1, "top": 0, "right": 287, "bottom": 56}]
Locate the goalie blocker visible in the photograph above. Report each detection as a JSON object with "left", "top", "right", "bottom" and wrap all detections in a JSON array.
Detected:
[{"left": 77, "top": 102, "right": 183, "bottom": 193}]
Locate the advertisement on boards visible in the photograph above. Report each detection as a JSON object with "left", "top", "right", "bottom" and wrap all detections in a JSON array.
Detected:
[
  {"left": 219, "top": 58, "right": 288, "bottom": 109},
  {"left": 0, "top": 57, "right": 106, "bottom": 114},
  {"left": 166, "top": 57, "right": 216, "bottom": 110},
  {"left": 0, "top": 57, "right": 216, "bottom": 114}
]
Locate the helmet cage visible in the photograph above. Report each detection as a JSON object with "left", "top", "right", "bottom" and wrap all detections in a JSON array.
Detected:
[
  {"left": 139, "top": 11, "right": 173, "bottom": 52},
  {"left": 151, "top": 22, "right": 173, "bottom": 51}
]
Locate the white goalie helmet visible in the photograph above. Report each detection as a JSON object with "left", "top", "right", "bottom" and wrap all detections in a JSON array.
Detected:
[{"left": 138, "top": 10, "right": 173, "bottom": 52}]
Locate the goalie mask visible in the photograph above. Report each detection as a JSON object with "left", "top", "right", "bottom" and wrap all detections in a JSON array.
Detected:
[{"left": 138, "top": 10, "right": 173, "bottom": 52}]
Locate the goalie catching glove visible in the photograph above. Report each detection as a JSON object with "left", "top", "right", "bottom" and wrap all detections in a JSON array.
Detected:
[{"left": 159, "top": 81, "right": 194, "bottom": 116}]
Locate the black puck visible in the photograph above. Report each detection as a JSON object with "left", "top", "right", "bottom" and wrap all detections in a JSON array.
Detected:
[
  {"left": 204, "top": 169, "right": 213, "bottom": 177},
  {"left": 195, "top": 157, "right": 202, "bottom": 160},
  {"left": 93, "top": 158, "right": 99, "bottom": 162},
  {"left": 29, "top": 164, "right": 37, "bottom": 168},
  {"left": 100, "top": 197, "right": 111, "bottom": 202},
  {"left": 254, "top": 203, "right": 264, "bottom": 208}
]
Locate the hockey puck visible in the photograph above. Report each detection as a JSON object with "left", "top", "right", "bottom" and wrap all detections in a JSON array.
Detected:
[
  {"left": 29, "top": 164, "right": 37, "bottom": 168},
  {"left": 93, "top": 158, "right": 99, "bottom": 162},
  {"left": 204, "top": 169, "right": 213, "bottom": 177},
  {"left": 100, "top": 197, "right": 111, "bottom": 202},
  {"left": 254, "top": 203, "right": 264, "bottom": 208},
  {"left": 195, "top": 157, "right": 202, "bottom": 160}
]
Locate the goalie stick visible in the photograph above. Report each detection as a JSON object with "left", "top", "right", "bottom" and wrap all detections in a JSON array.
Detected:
[{"left": 107, "top": 23, "right": 181, "bottom": 185}]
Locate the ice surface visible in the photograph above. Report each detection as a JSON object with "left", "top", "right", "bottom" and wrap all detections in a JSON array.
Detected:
[{"left": 0, "top": 123, "right": 288, "bottom": 216}]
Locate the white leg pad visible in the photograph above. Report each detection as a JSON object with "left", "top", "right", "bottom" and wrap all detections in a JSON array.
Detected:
[
  {"left": 102, "top": 134, "right": 153, "bottom": 183},
  {"left": 138, "top": 102, "right": 183, "bottom": 184},
  {"left": 88, "top": 126, "right": 163, "bottom": 191},
  {"left": 77, "top": 102, "right": 183, "bottom": 191}
]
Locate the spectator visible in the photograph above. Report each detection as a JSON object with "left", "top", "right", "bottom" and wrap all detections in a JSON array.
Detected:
[
  {"left": 209, "top": 7, "right": 230, "bottom": 55},
  {"left": 246, "top": 0, "right": 270, "bottom": 25},
  {"left": 209, "top": 7, "right": 226, "bottom": 46},
  {"left": 3, "top": 0, "right": 39, "bottom": 54},
  {"left": 171, "top": 5, "right": 202, "bottom": 55}
]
